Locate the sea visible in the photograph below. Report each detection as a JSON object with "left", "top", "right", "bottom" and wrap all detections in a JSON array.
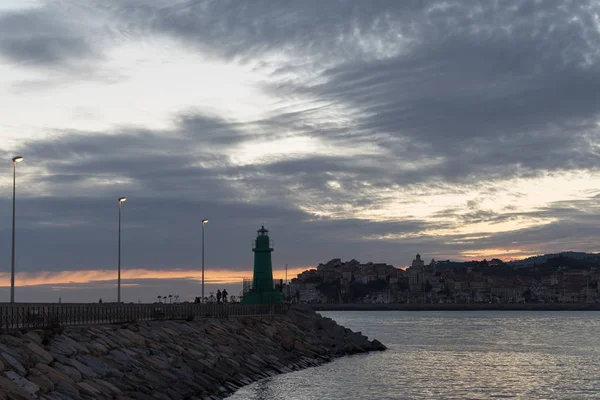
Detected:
[{"left": 227, "top": 311, "right": 600, "bottom": 399}]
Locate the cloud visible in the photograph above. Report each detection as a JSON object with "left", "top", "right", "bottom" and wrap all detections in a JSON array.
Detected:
[
  {"left": 3, "top": 1, "right": 600, "bottom": 302},
  {"left": 0, "top": 5, "right": 100, "bottom": 68}
]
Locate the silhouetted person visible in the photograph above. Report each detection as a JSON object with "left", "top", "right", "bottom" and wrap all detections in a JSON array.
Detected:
[
  {"left": 216, "top": 289, "right": 222, "bottom": 304},
  {"left": 222, "top": 289, "right": 228, "bottom": 303}
]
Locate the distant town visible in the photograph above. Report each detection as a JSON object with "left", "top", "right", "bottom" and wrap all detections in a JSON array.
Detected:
[{"left": 288, "top": 252, "right": 600, "bottom": 304}]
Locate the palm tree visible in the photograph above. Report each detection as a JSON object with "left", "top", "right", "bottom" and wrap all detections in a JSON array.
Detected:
[
  {"left": 168, "top": 294, "right": 173, "bottom": 304},
  {"left": 157, "top": 295, "right": 161, "bottom": 304}
]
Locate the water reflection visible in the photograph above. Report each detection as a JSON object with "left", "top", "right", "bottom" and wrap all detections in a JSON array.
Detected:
[{"left": 227, "top": 311, "right": 600, "bottom": 400}]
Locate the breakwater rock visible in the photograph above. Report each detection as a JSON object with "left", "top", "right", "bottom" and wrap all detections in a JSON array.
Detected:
[{"left": 0, "top": 306, "right": 385, "bottom": 399}]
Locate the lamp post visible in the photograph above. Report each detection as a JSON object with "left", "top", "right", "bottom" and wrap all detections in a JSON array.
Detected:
[
  {"left": 118, "top": 197, "right": 127, "bottom": 303},
  {"left": 202, "top": 219, "right": 208, "bottom": 303},
  {"left": 10, "top": 156, "right": 23, "bottom": 304}
]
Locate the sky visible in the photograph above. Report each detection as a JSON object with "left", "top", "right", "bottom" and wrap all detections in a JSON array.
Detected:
[{"left": 1, "top": 0, "right": 600, "bottom": 303}]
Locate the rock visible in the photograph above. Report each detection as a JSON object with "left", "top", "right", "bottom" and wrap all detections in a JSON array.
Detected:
[
  {"left": 263, "top": 326, "right": 277, "bottom": 340},
  {"left": 23, "top": 331, "right": 43, "bottom": 345},
  {"left": 117, "top": 329, "right": 145, "bottom": 346},
  {"left": 68, "top": 358, "right": 98, "bottom": 379},
  {"left": 52, "top": 362, "right": 82, "bottom": 382},
  {"left": 0, "top": 344, "right": 23, "bottom": 362},
  {"left": 76, "top": 380, "right": 102, "bottom": 397},
  {"left": 35, "top": 363, "right": 75, "bottom": 385},
  {"left": 56, "top": 335, "right": 89, "bottom": 354},
  {"left": 294, "top": 340, "right": 306, "bottom": 352},
  {"left": 54, "top": 380, "right": 80, "bottom": 398},
  {"left": 280, "top": 333, "right": 295, "bottom": 351},
  {"left": 122, "top": 392, "right": 155, "bottom": 400},
  {"left": 91, "top": 378, "right": 122, "bottom": 396},
  {"left": 0, "top": 352, "right": 27, "bottom": 376},
  {"left": 0, "top": 307, "right": 384, "bottom": 400},
  {"left": 4, "top": 370, "right": 40, "bottom": 396},
  {"left": 76, "top": 354, "right": 122, "bottom": 378},
  {"left": 27, "top": 342, "right": 54, "bottom": 364},
  {"left": 49, "top": 339, "right": 78, "bottom": 357},
  {"left": 89, "top": 341, "right": 109, "bottom": 354},
  {"left": 371, "top": 339, "right": 387, "bottom": 351},
  {"left": 0, "top": 375, "right": 32, "bottom": 400},
  {"left": 27, "top": 369, "right": 54, "bottom": 393}
]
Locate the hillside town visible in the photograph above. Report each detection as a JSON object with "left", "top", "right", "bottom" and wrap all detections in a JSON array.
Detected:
[{"left": 288, "top": 252, "right": 600, "bottom": 304}]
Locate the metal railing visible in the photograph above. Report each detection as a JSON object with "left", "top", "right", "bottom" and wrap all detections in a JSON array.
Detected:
[{"left": 0, "top": 303, "right": 289, "bottom": 331}]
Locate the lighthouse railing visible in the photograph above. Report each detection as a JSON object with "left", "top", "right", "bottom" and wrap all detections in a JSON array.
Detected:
[{"left": 251, "top": 239, "right": 274, "bottom": 250}]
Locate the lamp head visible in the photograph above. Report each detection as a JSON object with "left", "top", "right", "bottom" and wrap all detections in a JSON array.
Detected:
[
  {"left": 118, "top": 197, "right": 127, "bottom": 203},
  {"left": 202, "top": 219, "right": 209, "bottom": 224},
  {"left": 12, "top": 156, "right": 23, "bottom": 163}
]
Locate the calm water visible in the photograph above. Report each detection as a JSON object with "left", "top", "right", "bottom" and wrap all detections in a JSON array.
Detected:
[{"left": 227, "top": 311, "right": 600, "bottom": 399}]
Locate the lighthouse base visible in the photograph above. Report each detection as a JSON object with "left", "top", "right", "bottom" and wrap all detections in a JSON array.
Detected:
[{"left": 242, "top": 290, "right": 283, "bottom": 305}]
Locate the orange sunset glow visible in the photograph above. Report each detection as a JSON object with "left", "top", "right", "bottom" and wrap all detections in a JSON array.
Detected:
[{"left": 0, "top": 267, "right": 310, "bottom": 288}]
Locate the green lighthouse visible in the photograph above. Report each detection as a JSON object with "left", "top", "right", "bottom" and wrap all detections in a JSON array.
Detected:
[{"left": 242, "top": 226, "right": 282, "bottom": 304}]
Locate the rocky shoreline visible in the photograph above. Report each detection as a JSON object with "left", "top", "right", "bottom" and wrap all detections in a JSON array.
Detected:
[{"left": 0, "top": 306, "right": 385, "bottom": 399}]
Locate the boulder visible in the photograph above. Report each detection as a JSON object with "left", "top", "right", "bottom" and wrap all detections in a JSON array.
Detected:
[
  {"left": 35, "top": 363, "right": 75, "bottom": 385},
  {"left": 49, "top": 339, "right": 78, "bottom": 357},
  {"left": 76, "top": 354, "right": 122, "bottom": 378},
  {"left": 52, "top": 362, "right": 83, "bottom": 382},
  {"left": 91, "top": 378, "right": 123, "bottom": 396},
  {"left": 0, "top": 375, "right": 32, "bottom": 400},
  {"left": 294, "top": 340, "right": 306, "bottom": 353},
  {"left": 279, "top": 333, "right": 295, "bottom": 351},
  {"left": 370, "top": 339, "right": 387, "bottom": 351},
  {"left": 76, "top": 380, "right": 102, "bottom": 397},
  {"left": 54, "top": 380, "right": 81, "bottom": 398},
  {"left": 27, "top": 342, "right": 54, "bottom": 364},
  {"left": 27, "top": 369, "right": 54, "bottom": 393},
  {"left": 23, "top": 331, "right": 43, "bottom": 345},
  {"left": 117, "top": 330, "right": 145, "bottom": 346},
  {"left": 0, "top": 307, "right": 386, "bottom": 400},
  {"left": 4, "top": 370, "right": 40, "bottom": 396},
  {"left": 0, "top": 352, "right": 26, "bottom": 376},
  {"left": 69, "top": 358, "right": 98, "bottom": 379}
]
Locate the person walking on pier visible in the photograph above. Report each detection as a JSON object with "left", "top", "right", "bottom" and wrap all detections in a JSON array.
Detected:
[
  {"left": 222, "top": 289, "right": 228, "bottom": 303},
  {"left": 216, "top": 289, "right": 222, "bottom": 304}
]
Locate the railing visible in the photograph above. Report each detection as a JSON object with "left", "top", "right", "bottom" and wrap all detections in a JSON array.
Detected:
[{"left": 0, "top": 303, "right": 290, "bottom": 331}]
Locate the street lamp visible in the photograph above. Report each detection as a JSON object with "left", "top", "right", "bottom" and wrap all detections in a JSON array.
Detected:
[
  {"left": 10, "top": 156, "right": 23, "bottom": 304},
  {"left": 202, "top": 219, "right": 208, "bottom": 303},
  {"left": 118, "top": 197, "right": 127, "bottom": 303}
]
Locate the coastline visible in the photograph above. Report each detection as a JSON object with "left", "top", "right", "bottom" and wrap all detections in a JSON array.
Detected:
[
  {"left": 309, "top": 303, "right": 600, "bottom": 311},
  {"left": 0, "top": 306, "right": 385, "bottom": 399}
]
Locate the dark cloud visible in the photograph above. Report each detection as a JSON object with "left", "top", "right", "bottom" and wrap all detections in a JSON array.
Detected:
[
  {"left": 95, "top": 0, "right": 600, "bottom": 183},
  {"left": 0, "top": 6, "right": 97, "bottom": 67},
  {"left": 5, "top": 112, "right": 438, "bottom": 275},
  {"left": 99, "top": 0, "right": 421, "bottom": 61}
]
